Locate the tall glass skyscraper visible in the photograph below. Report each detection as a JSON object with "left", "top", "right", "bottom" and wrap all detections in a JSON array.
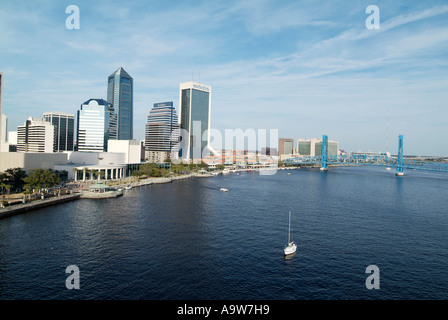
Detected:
[
  {"left": 43, "top": 111, "right": 75, "bottom": 152},
  {"left": 0, "top": 72, "right": 3, "bottom": 143},
  {"left": 107, "top": 67, "right": 133, "bottom": 140},
  {"left": 145, "top": 102, "right": 179, "bottom": 162},
  {"left": 179, "top": 81, "right": 212, "bottom": 161},
  {"left": 76, "top": 99, "right": 117, "bottom": 152}
]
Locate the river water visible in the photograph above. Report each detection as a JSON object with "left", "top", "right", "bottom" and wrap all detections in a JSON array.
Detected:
[{"left": 0, "top": 166, "right": 447, "bottom": 300}]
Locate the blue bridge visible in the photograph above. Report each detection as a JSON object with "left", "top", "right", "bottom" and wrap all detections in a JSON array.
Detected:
[{"left": 283, "top": 135, "right": 448, "bottom": 175}]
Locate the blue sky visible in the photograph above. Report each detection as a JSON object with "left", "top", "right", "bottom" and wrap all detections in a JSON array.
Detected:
[{"left": 1, "top": 0, "right": 447, "bottom": 155}]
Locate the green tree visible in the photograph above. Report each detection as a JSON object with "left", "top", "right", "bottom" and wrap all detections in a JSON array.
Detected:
[
  {"left": 132, "top": 163, "right": 162, "bottom": 177},
  {"left": 23, "top": 185, "right": 33, "bottom": 202},
  {"left": 198, "top": 161, "right": 209, "bottom": 169},
  {"left": 0, "top": 183, "right": 12, "bottom": 201},
  {"left": 0, "top": 167, "right": 27, "bottom": 192},
  {"left": 24, "top": 169, "right": 61, "bottom": 193}
]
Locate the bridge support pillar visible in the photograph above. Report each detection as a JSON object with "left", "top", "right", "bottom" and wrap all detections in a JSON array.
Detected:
[
  {"left": 396, "top": 134, "right": 404, "bottom": 176},
  {"left": 320, "top": 134, "right": 328, "bottom": 171}
]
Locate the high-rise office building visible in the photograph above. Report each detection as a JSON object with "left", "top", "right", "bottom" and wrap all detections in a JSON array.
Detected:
[
  {"left": 17, "top": 117, "right": 54, "bottom": 153},
  {"left": 43, "top": 111, "right": 75, "bottom": 152},
  {"left": 107, "top": 67, "right": 133, "bottom": 140},
  {"left": 0, "top": 114, "right": 7, "bottom": 143},
  {"left": 179, "top": 81, "right": 213, "bottom": 161},
  {"left": 278, "top": 138, "right": 294, "bottom": 155},
  {"left": 145, "top": 102, "right": 179, "bottom": 162},
  {"left": 0, "top": 72, "right": 3, "bottom": 141},
  {"left": 76, "top": 99, "right": 117, "bottom": 152},
  {"left": 297, "top": 138, "right": 339, "bottom": 157}
]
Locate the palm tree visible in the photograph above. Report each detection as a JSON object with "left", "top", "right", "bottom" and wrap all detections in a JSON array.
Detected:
[
  {"left": 4, "top": 184, "right": 11, "bottom": 202},
  {"left": 73, "top": 168, "right": 79, "bottom": 182},
  {"left": 89, "top": 169, "right": 96, "bottom": 181},
  {"left": 0, "top": 183, "right": 6, "bottom": 200},
  {"left": 23, "top": 185, "right": 33, "bottom": 203}
]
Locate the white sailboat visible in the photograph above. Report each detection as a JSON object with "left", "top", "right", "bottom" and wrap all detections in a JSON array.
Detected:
[{"left": 284, "top": 210, "right": 297, "bottom": 256}]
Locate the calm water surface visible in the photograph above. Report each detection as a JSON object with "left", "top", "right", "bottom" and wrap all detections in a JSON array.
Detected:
[{"left": 0, "top": 166, "right": 447, "bottom": 299}]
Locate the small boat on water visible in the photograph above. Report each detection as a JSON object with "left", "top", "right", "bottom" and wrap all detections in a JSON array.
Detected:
[
  {"left": 220, "top": 188, "right": 229, "bottom": 192},
  {"left": 125, "top": 184, "right": 133, "bottom": 190},
  {"left": 80, "top": 181, "right": 123, "bottom": 199},
  {"left": 284, "top": 210, "right": 297, "bottom": 256}
]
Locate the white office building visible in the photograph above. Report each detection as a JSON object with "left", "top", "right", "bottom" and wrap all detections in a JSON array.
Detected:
[
  {"left": 76, "top": 99, "right": 117, "bottom": 152},
  {"left": 145, "top": 102, "right": 179, "bottom": 162},
  {"left": 17, "top": 117, "right": 54, "bottom": 153}
]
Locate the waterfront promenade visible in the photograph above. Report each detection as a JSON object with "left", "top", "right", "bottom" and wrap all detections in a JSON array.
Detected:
[
  {"left": 0, "top": 193, "right": 81, "bottom": 220},
  {"left": 0, "top": 168, "right": 296, "bottom": 219},
  {"left": 0, "top": 173, "right": 203, "bottom": 219}
]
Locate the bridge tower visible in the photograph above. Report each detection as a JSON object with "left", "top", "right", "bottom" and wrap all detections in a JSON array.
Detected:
[
  {"left": 320, "top": 134, "right": 328, "bottom": 171},
  {"left": 396, "top": 134, "right": 404, "bottom": 176}
]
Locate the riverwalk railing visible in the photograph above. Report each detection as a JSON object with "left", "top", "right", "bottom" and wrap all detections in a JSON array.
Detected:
[{"left": 0, "top": 193, "right": 81, "bottom": 219}]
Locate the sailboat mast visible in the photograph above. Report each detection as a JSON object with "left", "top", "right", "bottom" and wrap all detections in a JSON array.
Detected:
[{"left": 288, "top": 210, "right": 291, "bottom": 244}]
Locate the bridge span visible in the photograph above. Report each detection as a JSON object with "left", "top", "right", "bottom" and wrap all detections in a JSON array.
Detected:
[{"left": 283, "top": 135, "right": 448, "bottom": 175}]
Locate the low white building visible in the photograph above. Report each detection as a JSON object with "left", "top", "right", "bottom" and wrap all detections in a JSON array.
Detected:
[
  {"left": 65, "top": 151, "right": 126, "bottom": 166},
  {"left": 0, "top": 152, "right": 67, "bottom": 172},
  {"left": 53, "top": 141, "right": 143, "bottom": 181},
  {"left": 108, "top": 139, "right": 141, "bottom": 164}
]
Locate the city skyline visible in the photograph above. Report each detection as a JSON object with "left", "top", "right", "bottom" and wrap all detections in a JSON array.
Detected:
[{"left": 0, "top": 1, "right": 447, "bottom": 156}]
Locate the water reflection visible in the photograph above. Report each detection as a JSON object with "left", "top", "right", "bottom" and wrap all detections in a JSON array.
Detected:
[{"left": 284, "top": 252, "right": 297, "bottom": 260}]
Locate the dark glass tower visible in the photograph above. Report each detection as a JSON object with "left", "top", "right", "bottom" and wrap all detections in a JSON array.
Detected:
[
  {"left": 43, "top": 111, "right": 75, "bottom": 152},
  {"left": 107, "top": 67, "right": 133, "bottom": 140},
  {"left": 0, "top": 72, "right": 3, "bottom": 141},
  {"left": 179, "top": 81, "right": 212, "bottom": 161}
]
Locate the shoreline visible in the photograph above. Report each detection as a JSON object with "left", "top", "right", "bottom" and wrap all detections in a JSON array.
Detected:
[
  {"left": 0, "top": 193, "right": 81, "bottom": 220},
  {"left": 0, "top": 167, "right": 294, "bottom": 219}
]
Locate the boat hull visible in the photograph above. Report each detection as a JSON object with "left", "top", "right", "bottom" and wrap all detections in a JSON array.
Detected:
[{"left": 284, "top": 243, "right": 297, "bottom": 255}]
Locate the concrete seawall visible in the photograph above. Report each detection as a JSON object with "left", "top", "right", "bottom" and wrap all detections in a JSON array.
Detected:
[{"left": 0, "top": 193, "right": 81, "bottom": 220}]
